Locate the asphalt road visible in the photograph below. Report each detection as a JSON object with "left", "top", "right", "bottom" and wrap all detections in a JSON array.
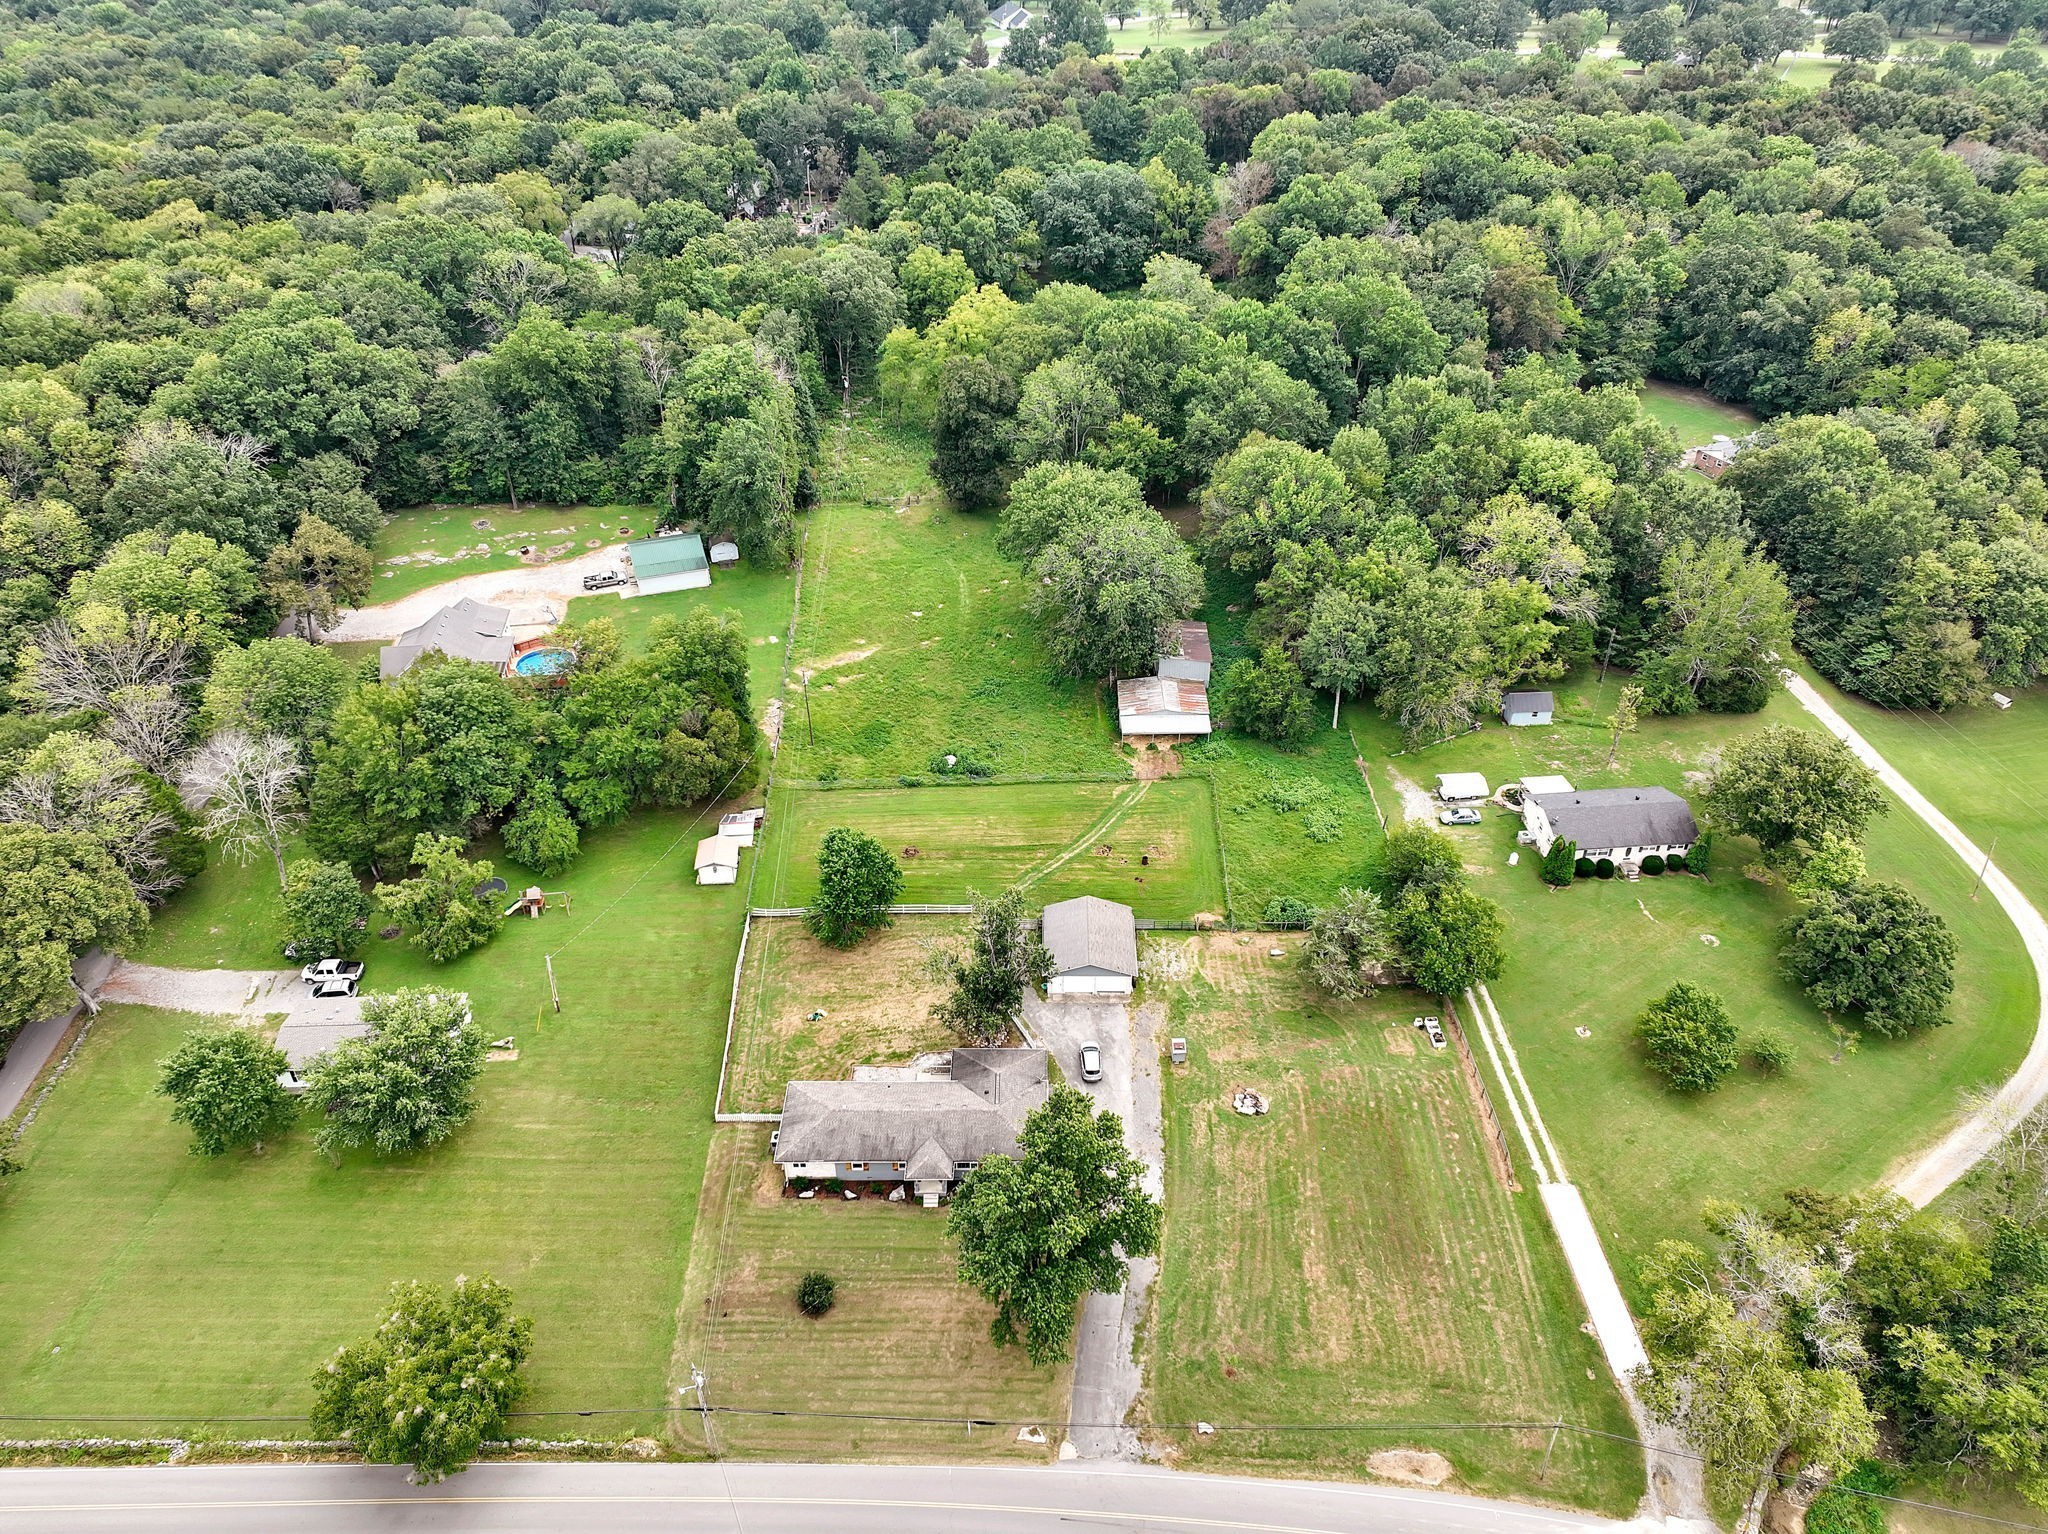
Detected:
[{"left": 0, "top": 1461, "right": 1632, "bottom": 1533}]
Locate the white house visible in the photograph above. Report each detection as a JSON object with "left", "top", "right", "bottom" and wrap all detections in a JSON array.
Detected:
[
  {"left": 1435, "top": 772, "right": 1489, "bottom": 803},
  {"left": 625, "top": 532, "right": 710, "bottom": 595},
  {"left": 1158, "top": 621, "right": 1212, "bottom": 683},
  {"left": 1041, "top": 896, "right": 1138, "bottom": 997},
  {"left": 273, "top": 1015, "right": 371, "bottom": 1094},
  {"left": 1116, "top": 675, "right": 1212, "bottom": 740},
  {"left": 1522, "top": 787, "right": 1698, "bottom": 865},
  {"left": 1501, "top": 689, "right": 1554, "bottom": 727},
  {"left": 694, "top": 835, "right": 740, "bottom": 885}
]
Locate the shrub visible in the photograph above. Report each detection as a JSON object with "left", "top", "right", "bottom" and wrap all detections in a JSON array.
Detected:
[
  {"left": 1595, "top": 858, "right": 1615, "bottom": 879},
  {"left": 1641, "top": 853, "right": 1665, "bottom": 875},
  {"left": 1636, "top": 981, "right": 1739, "bottom": 1092},
  {"left": 1665, "top": 851, "right": 1688, "bottom": 873},
  {"left": 1805, "top": 1462, "right": 1898, "bottom": 1534},
  {"left": 1541, "top": 837, "right": 1577, "bottom": 887},
  {"left": 797, "top": 1270, "right": 838, "bottom": 1317},
  {"left": 1749, "top": 1031, "right": 1794, "bottom": 1074},
  {"left": 1575, "top": 857, "right": 1595, "bottom": 877},
  {"left": 1262, "top": 896, "right": 1314, "bottom": 927}
]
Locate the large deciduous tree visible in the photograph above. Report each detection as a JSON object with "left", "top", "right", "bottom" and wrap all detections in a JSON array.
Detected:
[
  {"left": 1305, "top": 887, "right": 1394, "bottom": 999},
  {"left": 807, "top": 827, "right": 902, "bottom": 949},
  {"left": 0, "top": 822, "right": 146, "bottom": 1034},
  {"left": 1028, "top": 511, "right": 1202, "bottom": 681},
  {"left": 263, "top": 517, "right": 373, "bottom": 641},
  {"left": 184, "top": 729, "right": 305, "bottom": 889},
  {"left": 1639, "top": 538, "right": 1793, "bottom": 715},
  {"left": 204, "top": 638, "right": 351, "bottom": 762},
  {"left": 303, "top": 988, "right": 488, "bottom": 1158},
  {"left": 157, "top": 1025, "right": 297, "bottom": 1155},
  {"left": 930, "top": 888, "right": 1054, "bottom": 1045},
  {"left": 1636, "top": 980, "right": 1739, "bottom": 1092},
  {"left": 1704, "top": 726, "right": 1887, "bottom": 859},
  {"left": 1780, "top": 880, "right": 1956, "bottom": 1036},
  {"left": 311, "top": 1275, "right": 531, "bottom": 1483},
  {"left": 281, "top": 857, "right": 371, "bottom": 960},
  {"left": 949, "top": 1085, "right": 1161, "bottom": 1364},
  {"left": 373, "top": 834, "right": 504, "bottom": 965}
]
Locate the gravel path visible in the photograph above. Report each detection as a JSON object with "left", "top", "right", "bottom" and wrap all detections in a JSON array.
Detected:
[
  {"left": 322, "top": 545, "right": 629, "bottom": 642},
  {"left": 97, "top": 963, "right": 363, "bottom": 1031}
]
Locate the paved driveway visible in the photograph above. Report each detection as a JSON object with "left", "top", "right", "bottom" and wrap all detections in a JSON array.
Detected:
[{"left": 1021, "top": 992, "right": 1164, "bottom": 1461}]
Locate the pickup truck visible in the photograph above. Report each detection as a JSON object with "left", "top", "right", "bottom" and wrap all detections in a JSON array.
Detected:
[
  {"left": 581, "top": 569, "right": 627, "bottom": 591},
  {"left": 301, "top": 957, "right": 365, "bottom": 984}
]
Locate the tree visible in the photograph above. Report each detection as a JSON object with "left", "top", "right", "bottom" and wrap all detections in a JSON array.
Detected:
[
  {"left": 311, "top": 1275, "right": 531, "bottom": 1483},
  {"left": 0, "top": 732, "right": 197, "bottom": 903},
  {"left": 263, "top": 516, "right": 372, "bottom": 640},
  {"left": 1300, "top": 589, "right": 1377, "bottom": 730},
  {"left": 156, "top": 1025, "right": 297, "bottom": 1155},
  {"left": 1380, "top": 825, "right": 1466, "bottom": 897},
  {"left": 807, "top": 827, "right": 902, "bottom": 948},
  {"left": 1605, "top": 683, "right": 1643, "bottom": 770},
  {"left": 1029, "top": 513, "right": 1203, "bottom": 680},
  {"left": 1016, "top": 358, "right": 1119, "bottom": 465},
  {"left": 204, "top": 639, "right": 350, "bottom": 762},
  {"left": 1829, "top": 9, "right": 1888, "bottom": 59},
  {"left": 101, "top": 431, "right": 283, "bottom": 556},
  {"left": 997, "top": 463, "right": 1148, "bottom": 565},
  {"left": 16, "top": 611, "right": 195, "bottom": 775},
  {"left": 571, "top": 193, "right": 641, "bottom": 266},
  {"left": 1216, "top": 642, "right": 1318, "bottom": 743},
  {"left": 0, "top": 823, "right": 147, "bottom": 1034},
  {"left": 1542, "top": 836, "right": 1578, "bottom": 887},
  {"left": 1305, "top": 887, "right": 1393, "bottom": 999},
  {"left": 931, "top": 358, "right": 1019, "bottom": 508},
  {"left": 797, "top": 1270, "right": 838, "bottom": 1317},
  {"left": 374, "top": 834, "right": 505, "bottom": 964},
  {"left": 502, "top": 784, "right": 581, "bottom": 878},
  {"left": 931, "top": 888, "right": 1054, "bottom": 1045},
  {"left": 1640, "top": 539, "right": 1792, "bottom": 715},
  {"left": 1704, "top": 726, "right": 1887, "bottom": 859},
  {"left": 281, "top": 857, "right": 371, "bottom": 960},
  {"left": 1033, "top": 163, "right": 1156, "bottom": 288},
  {"left": 1636, "top": 981, "right": 1739, "bottom": 1091},
  {"left": 302, "top": 988, "right": 488, "bottom": 1158},
  {"left": 184, "top": 730, "right": 305, "bottom": 889},
  {"left": 812, "top": 244, "right": 904, "bottom": 403},
  {"left": 1388, "top": 879, "right": 1507, "bottom": 995},
  {"left": 176, "top": 319, "right": 424, "bottom": 465},
  {"left": 1781, "top": 881, "right": 1957, "bottom": 1036},
  {"left": 1620, "top": 3, "right": 1682, "bottom": 61},
  {"left": 949, "top": 1085, "right": 1161, "bottom": 1365}
]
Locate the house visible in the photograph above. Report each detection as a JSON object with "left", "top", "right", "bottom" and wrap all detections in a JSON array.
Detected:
[
  {"left": 718, "top": 807, "right": 765, "bottom": 846},
  {"left": 708, "top": 537, "right": 740, "bottom": 567},
  {"left": 989, "top": 0, "right": 1031, "bottom": 27},
  {"left": 273, "top": 1015, "right": 371, "bottom": 1094},
  {"left": 1681, "top": 435, "right": 1742, "bottom": 479},
  {"left": 694, "top": 835, "right": 739, "bottom": 885},
  {"left": 1522, "top": 786, "right": 1698, "bottom": 865},
  {"left": 1158, "top": 621, "right": 1213, "bottom": 684},
  {"left": 1041, "top": 895, "right": 1139, "bottom": 997},
  {"left": 1435, "top": 771, "right": 1490, "bottom": 803},
  {"left": 1516, "top": 774, "right": 1575, "bottom": 800},
  {"left": 1501, "top": 689, "right": 1555, "bottom": 727},
  {"left": 1117, "top": 675, "right": 1212, "bottom": 740},
  {"left": 775, "top": 1047, "right": 1049, "bottom": 1205},
  {"left": 379, "top": 597, "right": 515, "bottom": 681},
  {"left": 625, "top": 532, "right": 710, "bottom": 595}
]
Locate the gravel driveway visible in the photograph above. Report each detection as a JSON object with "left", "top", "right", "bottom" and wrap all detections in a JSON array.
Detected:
[
  {"left": 321, "top": 545, "right": 629, "bottom": 642},
  {"left": 98, "top": 964, "right": 364, "bottom": 1031},
  {"left": 1022, "top": 992, "right": 1165, "bottom": 1461}
]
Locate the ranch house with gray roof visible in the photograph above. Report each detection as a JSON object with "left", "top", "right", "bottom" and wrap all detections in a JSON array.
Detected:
[{"left": 1521, "top": 786, "right": 1698, "bottom": 866}]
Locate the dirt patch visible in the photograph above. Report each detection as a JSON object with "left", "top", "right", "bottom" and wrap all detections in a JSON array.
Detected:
[
  {"left": 1382, "top": 1027, "right": 1416, "bottom": 1056},
  {"left": 762, "top": 698, "right": 784, "bottom": 752},
  {"left": 1386, "top": 768, "right": 1435, "bottom": 824},
  {"left": 807, "top": 645, "right": 877, "bottom": 672},
  {"left": 1132, "top": 745, "right": 1180, "bottom": 780},
  {"left": 1367, "top": 1448, "right": 1454, "bottom": 1486}
]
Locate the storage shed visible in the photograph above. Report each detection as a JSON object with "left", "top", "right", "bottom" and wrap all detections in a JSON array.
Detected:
[
  {"left": 625, "top": 532, "right": 710, "bottom": 594},
  {"left": 708, "top": 538, "right": 740, "bottom": 566},
  {"left": 1041, "top": 896, "right": 1139, "bottom": 997},
  {"left": 693, "top": 835, "right": 739, "bottom": 884},
  {"left": 1116, "top": 675, "right": 1212, "bottom": 740},
  {"left": 1158, "top": 621, "right": 1213, "bottom": 684},
  {"left": 1502, "top": 690, "right": 1555, "bottom": 727}
]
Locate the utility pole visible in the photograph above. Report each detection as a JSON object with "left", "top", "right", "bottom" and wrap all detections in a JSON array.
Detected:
[
  {"left": 545, "top": 954, "right": 560, "bottom": 1013},
  {"left": 687, "top": 1365, "right": 716, "bottom": 1454},
  {"left": 1598, "top": 625, "right": 1618, "bottom": 684},
  {"left": 1971, "top": 835, "right": 1999, "bottom": 900}
]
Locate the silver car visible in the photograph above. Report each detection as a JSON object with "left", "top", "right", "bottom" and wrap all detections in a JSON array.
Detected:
[
  {"left": 1439, "top": 806, "right": 1483, "bottom": 826},
  {"left": 1079, "top": 1042, "right": 1102, "bottom": 1083}
]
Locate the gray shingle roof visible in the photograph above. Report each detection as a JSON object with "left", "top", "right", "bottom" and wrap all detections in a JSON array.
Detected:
[
  {"left": 1534, "top": 787, "right": 1697, "bottom": 852},
  {"left": 380, "top": 597, "right": 515, "bottom": 679},
  {"left": 1503, "top": 690, "right": 1555, "bottom": 712},
  {"left": 775, "top": 1050, "right": 1049, "bottom": 1167},
  {"left": 1041, "top": 895, "right": 1138, "bottom": 977}
]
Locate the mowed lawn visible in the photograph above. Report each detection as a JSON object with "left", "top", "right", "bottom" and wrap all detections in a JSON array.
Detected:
[
  {"left": 779, "top": 414, "right": 1125, "bottom": 783},
  {"left": 1637, "top": 380, "right": 1758, "bottom": 447},
  {"left": 370, "top": 502, "right": 650, "bottom": 605},
  {"left": 1353, "top": 675, "right": 2036, "bottom": 1279},
  {"left": 722, "top": 918, "right": 965, "bottom": 1114},
  {"left": 672, "top": 1124, "right": 1066, "bottom": 1461},
  {"left": 0, "top": 809, "right": 747, "bottom": 1433},
  {"left": 757, "top": 778, "right": 1227, "bottom": 919},
  {"left": 1146, "top": 934, "right": 1640, "bottom": 1513},
  {"left": 563, "top": 559, "right": 798, "bottom": 722}
]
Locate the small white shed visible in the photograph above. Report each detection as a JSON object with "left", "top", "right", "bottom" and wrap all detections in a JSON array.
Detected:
[
  {"left": 718, "top": 808, "right": 765, "bottom": 846},
  {"left": 1501, "top": 690, "right": 1555, "bottom": 727},
  {"left": 1041, "top": 896, "right": 1139, "bottom": 997},
  {"left": 1435, "top": 772, "right": 1490, "bottom": 803},
  {"left": 694, "top": 836, "right": 739, "bottom": 885}
]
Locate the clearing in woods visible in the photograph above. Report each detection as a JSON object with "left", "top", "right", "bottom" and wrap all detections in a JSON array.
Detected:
[
  {"left": 672, "top": 1124, "right": 1068, "bottom": 1461},
  {"left": 369, "top": 502, "right": 649, "bottom": 605},
  {"left": 757, "top": 778, "right": 1227, "bottom": 920},
  {"left": 1636, "top": 380, "right": 1758, "bottom": 448},
  {"left": 722, "top": 918, "right": 966, "bottom": 1114},
  {"left": 1144, "top": 933, "right": 1640, "bottom": 1513}
]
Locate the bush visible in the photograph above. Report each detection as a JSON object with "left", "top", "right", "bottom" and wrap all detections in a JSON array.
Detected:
[
  {"left": 1541, "top": 837, "right": 1577, "bottom": 887},
  {"left": 1262, "top": 896, "right": 1315, "bottom": 927},
  {"left": 1641, "top": 854, "right": 1665, "bottom": 875},
  {"left": 1595, "top": 858, "right": 1615, "bottom": 879},
  {"left": 1805, "top": 1462, "right": 1898, "bottom": 1534},
  {"left": 797, "top": 1270, "right": 838, "bottom": 1317},
  {"left": 1665, "top": 851, "right": 1688, "bottom": 873},
  {"left": 1749, "top": 1031, "right": 1794, "bottom": 1074},
  {"left": 1636, "top": 981, "right": 1739, "bottom": 1092},
  {"left": 1574, "top": 857, "right": 1595, "bottom": 877}
]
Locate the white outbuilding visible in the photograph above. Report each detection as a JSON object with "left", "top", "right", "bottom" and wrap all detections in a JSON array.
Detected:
[
  {"left": 1041, "top": 896, "right": 1139, "bottom": 997},
  {"left": 694, "top": 836, "right": 740, "bottom": 885}
]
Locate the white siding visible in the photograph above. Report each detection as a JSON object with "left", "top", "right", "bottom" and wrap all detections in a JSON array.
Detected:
[
  {"left": 635, "top": 569, "right": 712, "bottom": 596},
  {"left": 696, "top": 864, "right": 738, "bottom": 885},
  {"left": 1119, "top": 710, "right": 1212, "bottom": 736},
  {"left": 1050, "top": 972, "right": 1134, "bottom": 996}
]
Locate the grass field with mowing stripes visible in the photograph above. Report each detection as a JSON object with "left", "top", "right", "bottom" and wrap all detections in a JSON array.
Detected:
[{"left": 1145, "top": 933, "right": 1641, "bottom": 1513}]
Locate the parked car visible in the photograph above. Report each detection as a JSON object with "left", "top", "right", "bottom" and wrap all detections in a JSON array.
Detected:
[
  {"left": 1438, "top": 806, "right": 1483, "bottom": 826},
  {"left": 309, "top": 975, "right": 359, "bottom": 999},
  {"left": 301, "top": 957, "right": 364, "bottom": 984},
  {"left": 1415, "top": 1015, "right": 1447, "bottom": 1050},
  {"left": 1079, "top": 1041, "right": 1102, "bottom": 1083},
  {"left": 581, "top": 568, "right": 626, "bottom": 591}
]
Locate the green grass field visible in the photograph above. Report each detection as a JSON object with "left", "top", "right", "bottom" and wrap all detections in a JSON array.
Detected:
[
  {"left": 563, "top": 561, "right": 798, "bottom": 724},
  {"left": 1638, "top": 380, "right": 1759, "bottom": 447},
  {"left": 672, "top": 1123, "right": 1067, "bottom": 1461},
  {"left": 1353, "top": 674, "right": 2037, "bottom": 1284},
  {"left": 1184, "top": 733, "right": 1383, "bottom": 922},
  {"left": 1146, "top": 934, "right": 1641, "bottom": 1512},
  {"left": 370, "top": 502, "right": 651, "bottom": 606},
  {"left": 757, "top": 777, "right": 1226, "bottom": 919},
  {"left": 0, "top": 809, "right": 747, "bottom": 1436},
  {"left": 778, "top": 415, "right": 1126, "bottom": 783}
]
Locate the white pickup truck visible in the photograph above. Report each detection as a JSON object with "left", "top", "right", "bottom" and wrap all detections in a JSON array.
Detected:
[{"left": 301, "top": 958, "right": 365, "bottom": 985}]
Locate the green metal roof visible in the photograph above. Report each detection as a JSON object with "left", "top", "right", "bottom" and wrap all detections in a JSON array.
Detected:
[{"left": 626, "top": 532, "right": 708, "bottom": 579}]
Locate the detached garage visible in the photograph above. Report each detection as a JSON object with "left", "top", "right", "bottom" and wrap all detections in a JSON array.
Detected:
[
  {"left": 1041, "top": 896, "right": 1138, "bottom": 997},
  {"left": 626, "top": 532, "right": 710, "bottom": 595}
]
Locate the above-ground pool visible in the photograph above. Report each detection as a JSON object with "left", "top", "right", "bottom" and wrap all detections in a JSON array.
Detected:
[{"left": 514, "top": 647, "right": 574, "bottom": 678}]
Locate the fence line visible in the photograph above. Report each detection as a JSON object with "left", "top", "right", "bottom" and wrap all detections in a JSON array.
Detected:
[{"left": 777, "top": 771, "right": 1134, "bottom": 792}]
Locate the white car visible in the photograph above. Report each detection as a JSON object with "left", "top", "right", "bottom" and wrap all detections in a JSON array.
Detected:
[
  {"left": 309, "top": 975, "right": 359, "bottom": 1000},
  {"left": 301, "top": 958, "right": 364, "bottom": 984},
  {"left": 1439, "top": 807, "right": 1483, "bottom": 826},
  {"left": 1079, "top": 1041, "right": 1103, "bottom": 1083}
]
